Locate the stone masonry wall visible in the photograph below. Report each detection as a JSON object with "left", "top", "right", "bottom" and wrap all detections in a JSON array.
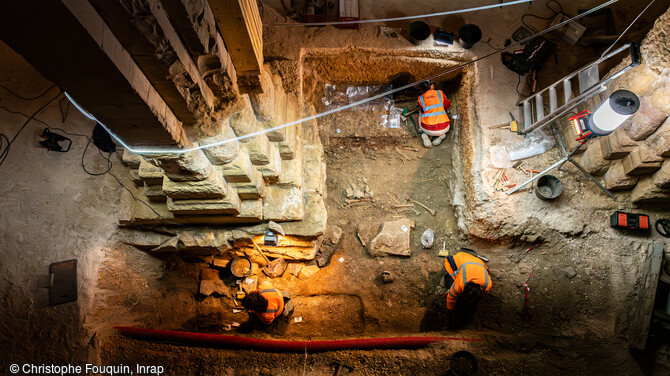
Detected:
[{"left": 578, "top": 6, "right": 670, "bottom": 204}]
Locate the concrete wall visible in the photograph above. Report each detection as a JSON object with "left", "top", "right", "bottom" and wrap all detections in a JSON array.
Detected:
[{"left": 0, "top": 41, "right": 122, "bottom": 365}]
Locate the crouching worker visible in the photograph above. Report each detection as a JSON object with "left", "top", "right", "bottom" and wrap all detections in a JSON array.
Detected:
[
  {"left": 240, "top": 281, "right": 294, "bottom": 332},
  {"left": 417, "top": 82, "right": 451, "bottom": 148},
  {"left": 440, "top": 250, "right": 491, "bottom": 327}
]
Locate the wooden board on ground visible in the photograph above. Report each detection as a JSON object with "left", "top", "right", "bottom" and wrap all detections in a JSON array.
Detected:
[{"left": 629, "top": 241, "right": 665, "bottom": 350}]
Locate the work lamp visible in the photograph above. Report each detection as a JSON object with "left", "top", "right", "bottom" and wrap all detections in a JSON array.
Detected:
[
  {"left": 264, "top": 230, "right": 278, "bottom": 247},
  {"left": 587, "top": 89, "right": 640, "bottom": 136}
]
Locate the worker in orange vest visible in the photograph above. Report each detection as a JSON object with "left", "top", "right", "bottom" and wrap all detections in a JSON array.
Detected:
[
  {"left": 417, "top": 82, "right": 451, "bottom": 148},
  {"left": 440, "top": 250, "right": 491, "bottom": 316},
  {"left": 241, "top": 281, "right": 294, "bottom": 327}
]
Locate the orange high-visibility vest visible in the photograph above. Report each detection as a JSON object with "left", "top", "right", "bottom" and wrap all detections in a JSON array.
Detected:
[
  {"left": 418, "top": 89, "right": 451, "bottom": 131},
  {"left": 443, "top": 252, "right": 491, "bottom": 311},
  {"left": 255, "top": 282, "right": 284, "bottom": 324}
]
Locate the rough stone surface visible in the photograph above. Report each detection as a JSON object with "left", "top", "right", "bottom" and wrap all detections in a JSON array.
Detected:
[
  {"left": 602, "top": 159, "right": 638, "bottom": 191},
  {"left": 132, "top": 191, "right": 175, "bottom": 222},
  {"left": 281, "top": 191, "right": 327, "bottom": 236},
  {"left": 199, "top": 280, "right": 230, "bottom": 296},
  {"left": 145, "top": 150, "right": 213, "bottom": 182},
  {"left": 316, "top": 226, "right": 342, "bottom": 267},
  {"left": 600, "top": 132, "right": 635, "bottom": 160},
  {"left": 200, "top": 122, "right": 240, "bottom": 165},
  {"left": 143, "top": 183, "right": 167, "bottom": 202},
  {"left": 631, "top": 177, "right": 670, "bottom": 203},
  {"left": 652, "top": 160, "right": 670, "bottom": 188},
  {"left": 239, "top": 199, "right": 263, "bottom": 220},
  {"left": 622, "top": 149, "right": 663, "bottom": 175},
  {"left": 577, "top": 140, "right": 610, "bottom": 176},
  {"left": 167, "top": 192, "right": 241, "bottom": 215},
  {"left": 276, "top": 157, "right": 303, "bottom": 188},
  {"left": 649, "top": 83, "right": 670, "bottom": 114},
  {"left": 255, "top": 146, "right": 282, "bottom": 180},
  {"left": 564, "top": 266, "right": 577, "bottom": 279},
  {"left": 138, "top": 158, "right": 164, "bottom": 185},
  {"left": 639, "top": 143, "right": 664, "bottom": 163},
  {"left": 366, "top": 219, "right": 415, "bottom": 257},
  {"left": 264, "top": 74, "right": 288, "bottom": 142},
  {"left": 246, "top": 134, "right": 272, "bottom": 165},
  {"left": 179, "top": 230, "right": 234, "bottom": 254},
  {"left": 121, "top": 149, "right": 142, "bottom": 168},
  {"left": 646, "top": 117, "right": 670, "bottom": 157},
  {"left": 117, "top": 229, "right": 172, "bottom": 248},
  {"left": 302, "top": 145, "right": 326, "bottom": 194},
  {"left": 232, "top": 170, "right": 265, "bottom": 199},
  {"left": 262, "top": 186, "right": 304, "bottom": 221},
  {"left": 249, "top": 66, "right": 275, "bottom": 122},
  {"left": 162, "top": 169, "right": 229, "bottom": 199},
  {"left": 268, "top": 221, "right": 285, "bottom": 236},
  {"left": 221, "top": 151, "right": 255, "bottom": 183},
  {"left": 624, "top": 97, "right": 669, "bottom": 141},
  {"left": 151, "top": 236, "right": 180, "bottom": 252},
  {"left": 129, "top": 169, "right": 143, "bottom": 186},
  {"left": 298, "top": 264, "right": 319, "bottom": 280},
  {"left": 229, "top": 95, "right": 261, "bottom": 138}
]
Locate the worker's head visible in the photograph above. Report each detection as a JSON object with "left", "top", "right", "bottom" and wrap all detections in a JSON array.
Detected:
[
  {"left": 420, "top": 81, "right": 433, "bottom": 92},
  {"left": 241, "top": 292, "right": 268, "bottom": 312},
  {"left": 462, "top": 281, "right": 484, "bottom": 305}
]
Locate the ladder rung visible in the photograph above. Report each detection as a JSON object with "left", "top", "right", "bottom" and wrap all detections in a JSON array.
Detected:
[
  {"left": 563, "top": 79, "right": 573, "bottom": 103},
  {"left": 549, "top": 87, "right": 558, "bottom": 112},
  {"left": 523, "top": 101, "right": 531, "bottom": 129},
  {"left": 536, "top": 95, "right": 544, "bottom": 120}
]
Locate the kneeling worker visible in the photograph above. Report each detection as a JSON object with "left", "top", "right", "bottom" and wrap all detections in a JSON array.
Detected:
[
  {"left": 440, "top": 250, "right": 491, "bottom": 319},
  {"left": 417, "top": 82, "right": 451, "bottom": 148},
  {"left": 241, "top": 281, "right": 294, "bottom": 326}
]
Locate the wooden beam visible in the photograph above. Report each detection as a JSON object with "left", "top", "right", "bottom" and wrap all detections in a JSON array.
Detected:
[
  {"left": 207, "top": 0, "right": 262, "bottom": 77},
  {"left": 146, "top": 0, "right": 217, "bottom": 110},
  {"left": 629, "top": 241, "right": 665, "bottom": 350}
]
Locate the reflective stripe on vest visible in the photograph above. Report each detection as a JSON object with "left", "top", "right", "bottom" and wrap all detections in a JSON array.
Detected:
[
  {"left": 422, "top": 110, "right": 447, "bottom": 118},
  {"left": 419, "top": 92, "right": 444, "bottom": 112},
  {"left": 459, "top": 262, "right": 490, "bottom": 290}
]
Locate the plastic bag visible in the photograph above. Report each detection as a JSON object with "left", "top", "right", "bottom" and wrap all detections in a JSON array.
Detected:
[
  {"left": 421, "top": 228, "right": 434, "bottom": 249},
  {"left": 505, "top": 129, "right": 555, "bottom": 161},
  {"left": 489, "top": 145, "right": 513, "bottom": 168}
]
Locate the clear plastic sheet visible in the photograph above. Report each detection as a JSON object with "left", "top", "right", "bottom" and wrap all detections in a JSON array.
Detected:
[
  {"left": 322, "top": 84, "right": 402, "bottom": 128},
  {"left": 505, "top": 129, "right": 555, "bottom": 161}
]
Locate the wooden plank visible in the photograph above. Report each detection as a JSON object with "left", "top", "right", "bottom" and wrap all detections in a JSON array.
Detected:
[
  {"left": 629, "top": 241, "right": 665, "bottom": 350},
  {"left": 208, "top": 0, "right": 262, "bottom": 76},
  {"left": 147, "top": 0, "right": 216, "bottom": 110}
]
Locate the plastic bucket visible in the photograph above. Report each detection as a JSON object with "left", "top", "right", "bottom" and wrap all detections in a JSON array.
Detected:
[
  {"left": 449, "top": 351, "right": 479, "bottom": 376},
  {"left": 535, "top": 175, "right": 563, "bottom": 200},
  {"left": 458, "top": 24, "right": 482, "bottom": 49},
  {"left": 410, "top": 21, "right": 431, "bottom": 45}
]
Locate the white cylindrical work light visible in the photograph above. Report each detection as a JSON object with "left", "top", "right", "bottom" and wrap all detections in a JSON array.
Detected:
[{"left": 588, "top": 89, "right": 640, "bottom": 136}]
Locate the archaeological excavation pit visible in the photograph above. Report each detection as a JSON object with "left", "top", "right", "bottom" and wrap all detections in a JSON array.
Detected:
[{"left": 2, "top": 1, "right": 670, "bottom": 375}]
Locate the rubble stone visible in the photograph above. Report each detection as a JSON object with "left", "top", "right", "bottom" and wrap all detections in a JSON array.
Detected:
[
  {"left": 651, "top": 160, "right": 670, "bottom": 188},
  {"left": 232, "top": 170, "right": 265, "bottom": 199},
  {"left": 624, "top": 97, "right": 669, "bottom": 140},
  {"left": 316, "top": 226, "right": 342, "bottom": 267},
  {"left": 602, "top": 159, "right": 638, "bottom": 191},
  {"left": 255, "top": 146, "right": 282, "bottom": 180},
  {"left": 600, "top": 131, "right": 636, "bottom": 160},
  {"left": 143, "top": 183, "right": 167, "bottom": 202},
  {"left": 179, "top": 230, "right": 234, "bottom": 254},
  {"left": 121, "top": 149, "right": 142, "bottom": 168},
  {"left": 577, "top": 140, "right": 610, "bottom": 176},
  {"left": 151, "top": 236, "right": 180, "bottom": 252},
  {"left": 262, "top": 186, "right": 304, "bottom": 221},
  {"left": 138, "top": 158, "right": 164, "bottom": 185},
  {"left": 631, "top": 177, "right": 670, "bottom": 203},
  {"left": 163, "top": 169, "right": 229, "bottom": 199},
  {"left": 200, "top": 122, "right": 240, "bottom": 165},
  {"left": 129, "top": 169, "right": 143, "bottom": 186},
  {"left": 622, "top": 149, "right": 663, "bottom": 175},
  {"left": 564, "top": 266, "right": 577, "bottom": 279},
  {"left": 249, "top": 66, "right": 275, "bottom": 122},
  {"left": 298, "top": 264, "right": 319, "bottom": 280},
  {"left": 366, "top": 219, "right": 415, "bottom": 257},
  {"left": 229, "top": 95, "right": 261, "bottom": 138},
  {"left": 145, "top": 150, "right": 213, "bottom": 182},
  {"left": 246, "top": 134, "right": 273, "bottom": 165},
  {"left": 117, "top": 229, "right": 173, "bottom": 248},
  {"left": 646, "top": 117, "right": 670, "bottom": 157},
  {"left": 221, "top": 150, "right": 255, "bottom": 183},
  {"left": 167, "top": 192, "right": 241, "bottom": 215}
]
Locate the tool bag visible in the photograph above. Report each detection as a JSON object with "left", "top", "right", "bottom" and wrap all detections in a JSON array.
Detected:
[
  {"left": 609, "top": 211, "right": 650, "bottom": 231},
  {"left": 501, "top": 37, "right": 556, "bottom": 75}
]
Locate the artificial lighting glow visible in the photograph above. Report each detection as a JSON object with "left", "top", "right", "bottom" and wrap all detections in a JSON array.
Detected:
[{"left": 588, "top": 89, "right": 640, "bottom": 136}]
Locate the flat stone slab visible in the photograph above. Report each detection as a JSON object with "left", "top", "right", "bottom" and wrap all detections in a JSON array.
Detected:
[{"left": 360, "top": 219, "right": 415, "bottom": 257}]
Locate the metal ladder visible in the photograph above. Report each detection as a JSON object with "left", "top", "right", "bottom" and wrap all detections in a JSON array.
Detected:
[{"left": 517, "top": 43, "right": 633, "bottom": 135}]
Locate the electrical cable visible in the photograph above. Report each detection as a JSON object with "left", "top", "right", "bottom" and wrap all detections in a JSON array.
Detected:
[
  {"left": 67, "top": 0, "right": 620, "bottom": 156},
  {"left": 81, "top": 137, "right": 113, "bottom": 176},
  {"left": 0, "top": 91, "right": 63, "bottom": 167},
  {"left": 595, "top": 0, "right": 656, "bottom": 64},
  {"left": 264, "top": 0, "right": 532, "bottom": 27},
  {"left": 0, "top": 83, "right": 57, "bottom": 101}
]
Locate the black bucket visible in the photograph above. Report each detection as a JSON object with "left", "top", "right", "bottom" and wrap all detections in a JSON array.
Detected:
[
  {"left": 410, "top": 21, "right": 431, "bottom": 45},
  {"left": 458, "top": 24, "right": 482, "bottom": 49},
  {"left": 535, "top": 175, "right": 563, "bottom": 200},
  {"left": 449, "top": 351, "right": 479, "bottom": 376}
]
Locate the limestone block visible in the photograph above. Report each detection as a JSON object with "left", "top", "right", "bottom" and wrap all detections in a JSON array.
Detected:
[
  {"left": 302, "top": 145, "right": 326, "bottom": 194},
  {"left": 121, "top": 149, "right": 142, "bottom": 168},
  {"left": 232, "top": 170, "right": 265, "bottom": 199},
  {"left": 249, "top": 66, "right": 275, "bottom": 122},
  {"left": 652, "top": 160, "right": 670, "bottom": 188},
  {"left": 167, "top": 191, "right": 241, "bottom": 215},
  {"left": 649, "top": 83, "right": 670, "bottom": 114},
  {"left": 621, "top": 65, "right": 661, "bottom": 96},
  {"left": 279, "top": 93, "right": 301, "bottom": 160},
  {"left": 119, "top": 189, "right": 135, "bottom": 225},
  {"left": 129, "top": 169, "right": 143, "bottom": 186},
  {"left": 276, "top": 157, "right": 303, "bottom": 188},
  {"left": 151, "top": 237, "right": 180, "bottom": 252},
  {"left": 578, "top": 140, "right": 610, "bottom": 176},
  {"left": 639, "top": 144, "right": 664, "bottom": 163},
  {"left": 631, "top": 177, "right": 670, "bottom": 204},
  {"left": 145, "top": 150, "right": 213, "bottom": 182},
  {"left": 240, "top": 199, "right": 263, "bottom": 220},
  {"left": 264, "top": 74, "right": 288, "bottom": 142},
  {"left": 281, "top": 191, "right": 327, "bottom": 237},
  {"left": 256, "top": 145, "right": 282, "bottom": 180},
  {"left": 179, "top": 230, "right": 234, "bottom": 254},
  {"left": 138, "top": 158, "right": 164, "bottom": 185},
  {"left": 624, "top": 97, "right": 669, "bottom": 141},
  {"left": 132, "top": 191, "right": 174, "bottom": 223},
  {"left": 117, "top": 229, "right": 173, "bottom": 248},
  {"left": 602, "top": 159, "right": 638, "bottom": 191},
  {"left": 366, "top": 219, "right": 415, "bottom": 257},
  {"left": 301, "top": 105, "right": 320, "bottom": 145},
  {"left": 262, "top": 186, "right": 304, "bottom": 221},
  {"left": 163, "top": 168, "right": 229, "bottom": 199},
  {"left": 229, "top": 95, "right": 261, "bottom": 139},
  {"left": 246, "top": 134, "right": 272, "bottom": 165},
  {"left": 200, "top": 122, "right": 240, "bottom": 165},
  {"left": 622, "top": 149, "right": 663, "bottom": 175},
  {"left": 221, "top": 151, "right": 255, "bottom": 183},
  {"left": 646, "top": 117, "right": 670, "bottom": 157},
  {"left": 600, "top": 132, "right": 635, "bottom": 160},
  {"left": 144, "top": 183, "right": 167, "bottom": 202}
]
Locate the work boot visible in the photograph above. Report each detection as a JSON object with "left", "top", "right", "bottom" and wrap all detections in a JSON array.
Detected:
[
  {"left": 432, "top": 134, "right": 447, "bottom": 146},
  {"left": 421, "top": 133, "right": 432, "bottom": 148}
]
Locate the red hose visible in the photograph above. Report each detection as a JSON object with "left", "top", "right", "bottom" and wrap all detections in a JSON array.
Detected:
[{"left": 114, "top": 326, "right": 483, "bottom": 352}]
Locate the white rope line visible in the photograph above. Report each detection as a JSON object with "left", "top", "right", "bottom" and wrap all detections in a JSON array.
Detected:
[
  {"left": 67, "top": 0, "right": 620, "bottom": 155},
  {"left": 264, "top": 0, "right": 531, "bottom": 27},
  {"left": 596, "top": 0, "right": 655, "bottom": 64}
]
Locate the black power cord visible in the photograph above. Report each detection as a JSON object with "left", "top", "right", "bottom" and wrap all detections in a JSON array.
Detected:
[{"left": 0, "top": 83, "right": 57, "bottom": 101}]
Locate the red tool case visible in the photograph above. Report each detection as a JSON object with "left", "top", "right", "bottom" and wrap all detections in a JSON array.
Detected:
[{"left": 610, "top": 211, "right": 650, "bottom": 231}]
